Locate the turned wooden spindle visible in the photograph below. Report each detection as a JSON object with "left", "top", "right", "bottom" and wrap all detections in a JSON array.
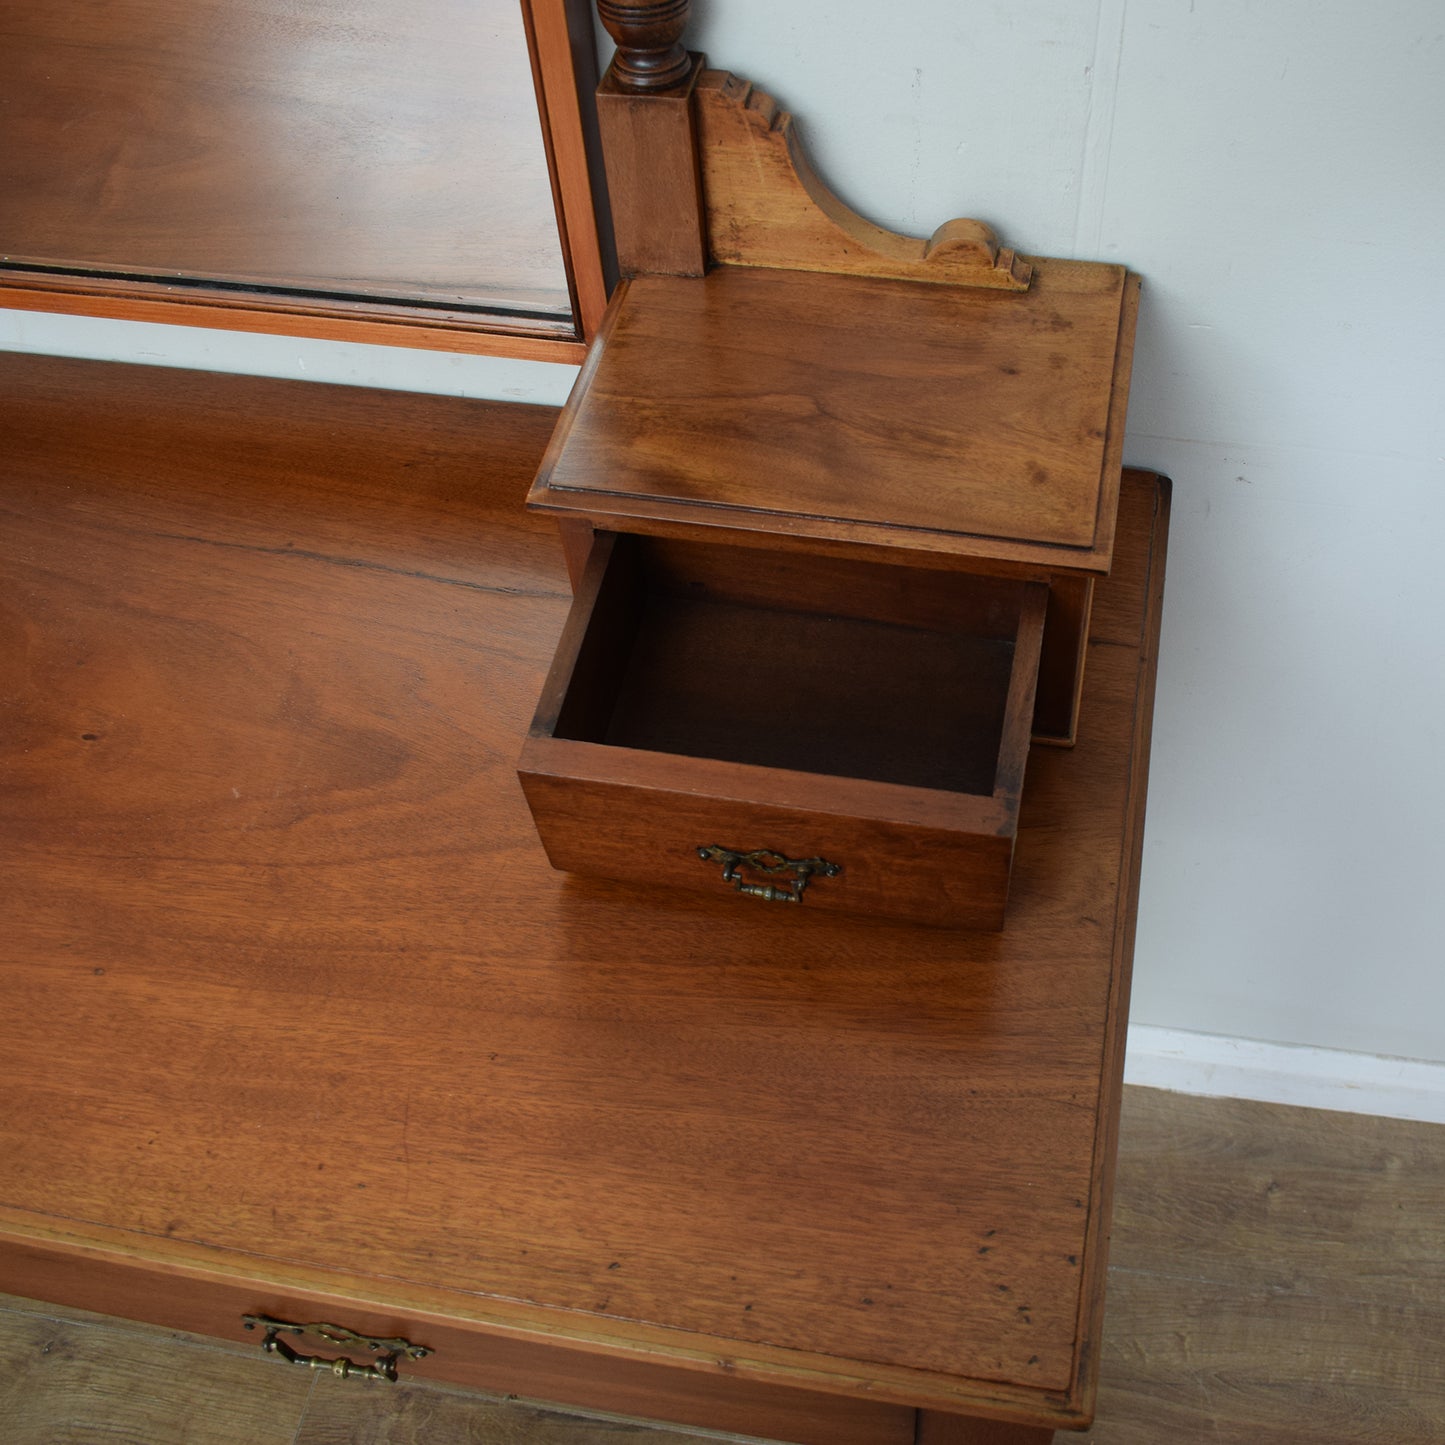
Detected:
[{"left": 597, "top": 0, "right": 693, "bottom": 92}]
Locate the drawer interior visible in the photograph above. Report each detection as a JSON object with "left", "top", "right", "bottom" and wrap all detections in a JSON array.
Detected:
[{"left": 549, "top": 535, "right": 1041, "bottom": 799}]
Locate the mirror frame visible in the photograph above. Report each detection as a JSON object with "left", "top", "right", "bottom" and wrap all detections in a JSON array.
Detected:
[{"left": 0, "top": 0, "right": 612, "bottom": 364}]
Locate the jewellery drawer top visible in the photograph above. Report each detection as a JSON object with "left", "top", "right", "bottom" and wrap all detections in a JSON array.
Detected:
[{"left": 529, "top": 260, "right": 1139, "bottom": 577}]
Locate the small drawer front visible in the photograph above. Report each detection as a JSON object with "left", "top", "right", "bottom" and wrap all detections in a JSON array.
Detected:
[
  {"left": 519, "top": 756, "right": 1016, "bottom": 929},
  {"left": 520, "top": 532, "right": 1046, "bottom": 930}
]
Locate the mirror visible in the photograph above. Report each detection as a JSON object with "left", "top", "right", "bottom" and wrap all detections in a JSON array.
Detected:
[{"left": 0, "top": 0, "right": 610, "bottom": 360}]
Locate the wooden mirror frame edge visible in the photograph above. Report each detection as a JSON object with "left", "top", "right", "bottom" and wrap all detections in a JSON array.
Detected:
[{"left": 0, "top": 0, "right": 611, "bottom": 366}]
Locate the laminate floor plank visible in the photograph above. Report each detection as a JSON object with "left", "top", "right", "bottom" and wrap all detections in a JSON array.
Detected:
[
  {"left": 1084, "top": 1271, "right": 1445, "bottom": 1445},
  {"left": 296, "top": 1374, "right": 734, "bottom": 1445},
  {"left": 0, "top": 1296, "right": 313, "bottom": 1445},
  {"left": 1109, "top": 1088, "right": 1445, "bottom": 1306},
  {"left": 1082, "top": 1087, "right": 1445, "bottom": 1445}
]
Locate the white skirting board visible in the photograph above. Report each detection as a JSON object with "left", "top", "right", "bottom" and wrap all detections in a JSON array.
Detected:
[{"left": 1124, "top": 1025, "right": 1445, "bottom": 1125}]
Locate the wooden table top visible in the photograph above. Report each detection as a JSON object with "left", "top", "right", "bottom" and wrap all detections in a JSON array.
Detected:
[{"left": 0, "top": 354, "right": 1166, "bottom": 1425}]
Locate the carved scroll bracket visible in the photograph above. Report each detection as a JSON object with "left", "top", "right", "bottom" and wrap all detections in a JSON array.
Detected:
[
  {"left": 695, "top": 73, "right": 1032, "bottom": 291},
  {"left": 592, "top": 3, "right": 1030, "bottom": 291}
]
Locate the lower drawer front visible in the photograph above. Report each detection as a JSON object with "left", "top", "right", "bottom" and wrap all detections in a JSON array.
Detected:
[
  {"left": 0, "top": 1234, "right": 914, "bottom": 1445},
  {"left": 519, "top": 750, "right": 1015, "bottom": 930}
]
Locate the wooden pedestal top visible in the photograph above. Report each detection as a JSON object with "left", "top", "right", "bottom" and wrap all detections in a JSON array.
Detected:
[
  {"left": 0, "top": 355, "right": 1167, "bottom": 1430},
  {"left": 531, "top": 261, "right": 1139, "bottom": 576}
]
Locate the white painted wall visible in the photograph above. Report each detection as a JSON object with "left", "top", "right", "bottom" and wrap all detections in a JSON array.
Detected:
[
  {"left": 5, "top": 2, "right": 1443, "bottom": 1079},
  {"left": 0, "top": 309, "right": 577, "bottom": 406},
  {"left": 687, "top": 0, "right": 1445, "bottom": 1074}
]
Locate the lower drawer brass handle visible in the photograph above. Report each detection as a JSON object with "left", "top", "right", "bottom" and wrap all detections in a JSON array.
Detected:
[
  {"left": 242, "top": 1314, "right": 430, "bottom": 1382},
  {"left": 697, "top": 845, "right": 841, "bottom": 903}
]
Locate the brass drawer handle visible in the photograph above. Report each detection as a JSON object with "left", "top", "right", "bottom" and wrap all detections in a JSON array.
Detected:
[
  {"left": 697, "top": 845, "right": 841, "bottom": 903},
  {"left": 242, "top": 1314, "right": 431, "bottom": 1382}
]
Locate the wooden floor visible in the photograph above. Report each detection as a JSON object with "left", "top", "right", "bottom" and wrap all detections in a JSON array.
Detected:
[{"left": 2, "top": 1086, "right": 1440, "bottom": 1445}]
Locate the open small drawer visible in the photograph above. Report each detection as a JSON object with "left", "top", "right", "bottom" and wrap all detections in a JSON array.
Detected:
[{"left": 519, "top": 532, "right": 1047, "bottom": 929}]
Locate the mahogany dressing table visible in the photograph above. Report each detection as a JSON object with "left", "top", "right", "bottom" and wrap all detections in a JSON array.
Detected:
[{"left": 0, "top": 5, "right": 1168, "bottom": 1441}]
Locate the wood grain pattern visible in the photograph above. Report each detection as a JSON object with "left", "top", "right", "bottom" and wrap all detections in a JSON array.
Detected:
[
  {"left": 530, "top": 263, "right": 1134, "bottom": 575},
  {"left": 596, "top": 58, "right": 709, "bottom": 278},
  {"left": 693, "top": 72, "right": 1030, "bottom": 290},
  {"left": 0, "top": 356, "right": 1168, "bottom": 1432}
]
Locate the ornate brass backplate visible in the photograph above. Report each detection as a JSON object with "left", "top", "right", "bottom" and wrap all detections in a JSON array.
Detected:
[
  {"left": 242, "top": 1314, "right": 431, "bottom": 1382},
  {"left": 697, "top": 845, "right": 842, "bottom": 904}
]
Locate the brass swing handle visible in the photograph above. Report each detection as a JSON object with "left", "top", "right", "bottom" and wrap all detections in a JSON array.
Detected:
[
  {"left": 242, "top": 1314, "right": 431, "bottom": 1382},
  {"left": 697, "top": 845, "right": 841, "bottom": 903}
]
